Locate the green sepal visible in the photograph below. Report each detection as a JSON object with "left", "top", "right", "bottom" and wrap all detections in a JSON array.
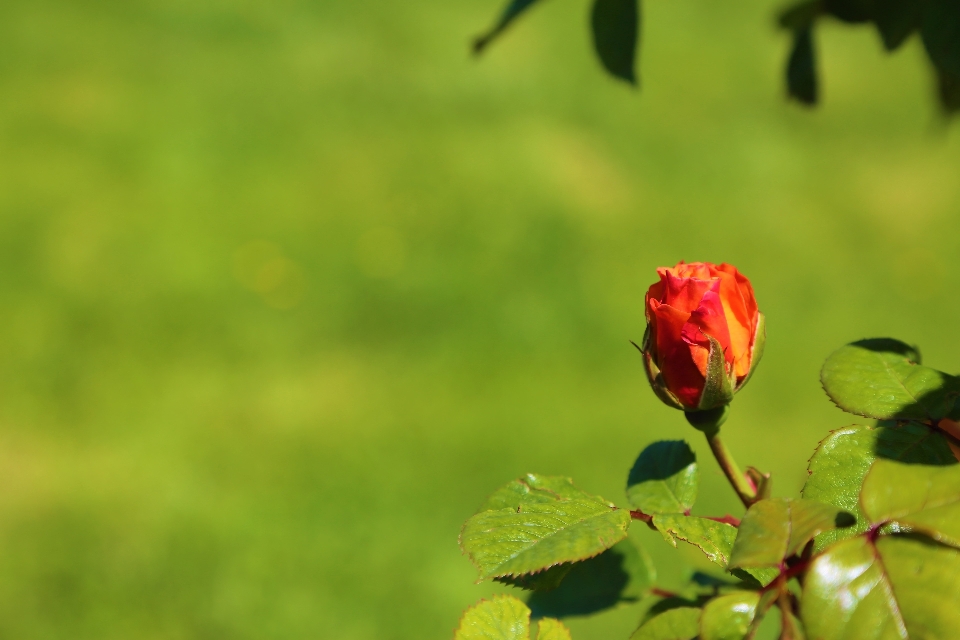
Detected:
[
  {"left": 736, "top": 312, "right": 765, "bottom": 392},
  {"left": 728, "top": 498, "right": 853, "bottom": 569},
  {"left": 698, "top": 335, "right": 735, "bottom": 411},
  {"left": 639, "top": 328, "right": 685, "bottom": 410}
]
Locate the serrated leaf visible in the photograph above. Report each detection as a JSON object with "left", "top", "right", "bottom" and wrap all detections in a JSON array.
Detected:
[
  {"left": 922, "top": 0, "right": 960, "bottom": 78},
  {"left": 861, "top": 459, "right": 960, "bottom": 547},
  {"left": 455, "top": 595, "right": 532, "bottom": 640},
  {"left": 821, "top": 339, "right": 960, "bottom": 421},
  {"left": 787, "top": 27, "right": 818, "bottom": 105},
  {"left": 729, "top": 498, "right": 852, "bottom": 569},
  {"left": 528, "top": 538, "right": 655, "bottom": 618},
  {"left": 536, "top": 618, "right": 572, "bottom": 640},
  {"left": 802, "top": 422, "right": 957, "bottom": 549},
  {"left": 631, "top": 607, "right": 701, "bottom": 640},
  {"left": 801, "top": 535, "right": 960, "bottom": 639},
  {"left": 462, "top": 500, "right": 631, "bottom": 580},
  {"left": 653, "top": 515, "right": 738, "bottom": 568},
  {"left": 473, "top": 0, "right": 543, "bottom": 54},
  {"left": 627, "top": 441, "right": 699, "bottom": 515},
  {"left": 478, "top": 474, "right": 611, "bottom": 514},
  {"left": 873, "top": 0, "right": 920, "bottom": 50},
  {"left": 497, "top": 564, "right": 574, "bottom": 592},
  {"left": 455, "top": 595, "right": 575, "bottom": 640},
  {"left": 699, "top": 591, "right": 760, "bottom": 640},
  {"left": 590, "top": 0, "right": 640, "bottom": 84}
]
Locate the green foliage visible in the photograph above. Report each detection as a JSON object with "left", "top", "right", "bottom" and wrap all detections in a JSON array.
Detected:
[
  {"left": 861, "top": 459, "right": 960, "bottom": 548},
  {"left": 462, "top": 477, "right": 630, "bottom": 580},
  {"left": 454, "top": 595, "right": 573, "bottom": 640},
  {"left": 821, "top": 339, "right": 960, "bottom": 421},
  {"left": 527, "top": 539, "right": 655, "bottom": 618},
  {"left": 474, "top": 0, "right": 960, "bottom": 112},
  {"left": 630, "top": 607, "right": 700, "bottom": 640},
  {"left": 627, "top": 441, "right": 699, "bottom": 515},
  {"left": 802, "top": 422, "right": 957, "bottom": 549},
  {"left": 728, "top": 498, "right": 852, "bottom": 568},
  {"left": 455, "top": 335, "right": 960, "bottom": 640},
  {"left": 590, "top": 0, "right": 641, "bottom": 85},
  {"left": 801, "top": 535, "right": 960, "bottom": 639},
  {"left": 698, "top": 591, "right": 760, "bottom": 640}
]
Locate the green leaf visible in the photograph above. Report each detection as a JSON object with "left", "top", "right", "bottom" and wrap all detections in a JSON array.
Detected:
[
  {"left": 699, "top": 591, "right": 760, "bottom": 640},
  {"left": 786, "top": 27, "right": 818, "bottom": 105},
  {"left": 938, "top": 68, "right": 960, "bottom": 115},
  {"left": 528, "top": 538, "right": 655, "bottom": 618},
  {"left": 455, "top": 595, "right": 532, "bottom": 640},
  {"left": 801, "top": 535, "right": 960, "bottom": 639},
  {"left": 497, "top": 564, "right": 574, "bottom": 592},
  {"left": 873, "top": 0, "right": 920, "bottom": 50},
  {"left": 802, "top": 422, "right": 958, "bottom": 549},
  {"left": 461, "top": 499, "right": 631, "bottom": 579},
  {"left": 729, "top": 498, "right": 852, "bottom": 569},
  {"left": 535, "top": 618, "right": 572, "bottom": 640},
  {"left": 922, "top": 0, "right": 960, "bottom": 78},
  {"left": 455, "top": 595, "right": 575, "bottom": 640},
  {"left": 653, "top": 515, "right": 738, "bottom": 568},
  {"left": 627, "top": 441, "right": 699, "bottom": 515},
  {"left": 478, "top": 474, "right": 611, "bottom": 514},
  {"left": 473, "top": 0, "right": 543, "bottom": 54},
  {"left": 630, "top": 607, "right": 701, "bottom": 640},
  {"left": 590, "top": 0, "right": 640, "bottom": 85},
  {"left": 861, "top": 459, "right": 960, "bottom": 547},
  {"left": 820, "top": 339, "right": 960, "bottom": 421}
]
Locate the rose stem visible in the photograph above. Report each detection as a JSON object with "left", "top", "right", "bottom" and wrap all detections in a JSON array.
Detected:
[{"left": 704, "top": 430, "right": 757, "bottom": 509}]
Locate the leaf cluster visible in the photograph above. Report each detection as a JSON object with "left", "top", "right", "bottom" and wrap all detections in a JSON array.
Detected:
[
  {"left": 454, "top": 339, "right": 960, "bottom": 639},
  {"left": 472, "top": 0, "right": 960, "bottom": 114}
]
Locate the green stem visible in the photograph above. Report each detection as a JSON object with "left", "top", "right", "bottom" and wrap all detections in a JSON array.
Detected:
[{"left": 704, "top": 430, "right": 757, "bottom": 508}]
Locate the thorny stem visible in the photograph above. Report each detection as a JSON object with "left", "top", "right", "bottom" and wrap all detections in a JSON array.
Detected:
[{"left": 704, "top": 429, "right": 758, "bottom": 509}]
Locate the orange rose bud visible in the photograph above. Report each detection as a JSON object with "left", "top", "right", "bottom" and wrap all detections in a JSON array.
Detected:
[{"left": 640, "top": 261, "right": 765, "bottom": 412}]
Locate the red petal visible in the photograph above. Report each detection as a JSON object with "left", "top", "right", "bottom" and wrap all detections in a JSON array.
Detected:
[{"left": 652, "top": 302, "right": 705, "bottom": 408}]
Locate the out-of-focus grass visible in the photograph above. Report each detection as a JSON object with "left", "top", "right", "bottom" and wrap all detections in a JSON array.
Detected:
[{"left": 0, "top": 0, "right": 958, "bottom": 638}]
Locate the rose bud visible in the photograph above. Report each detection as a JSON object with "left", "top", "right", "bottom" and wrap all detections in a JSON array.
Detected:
[{"left": 639, "top": 261, "right": 765, "bottom": 413}]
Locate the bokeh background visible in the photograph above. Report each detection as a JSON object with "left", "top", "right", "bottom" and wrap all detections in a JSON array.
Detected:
[{"left": 0, "top": 0, "right": 959, "bottom": 638}]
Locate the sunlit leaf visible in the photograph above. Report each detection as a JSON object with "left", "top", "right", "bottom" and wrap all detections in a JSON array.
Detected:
[
  {"left": 462, "top": 499, "right": 630, "bottom": 579},
  {"left": 497, "top": 564, "right": 573, "bottom": 592},
  {"left": 729, "top": 498, "right": 852, "bottom": 569},
  {"left": 630, "top": 607, "right": 701, "bottom": 640},
  {"left": 801, "top": 535, "right": 960, "bottom": 639},
  {"left": 861, "top": 459, "right": 960, "bottom": 548},
  {"left": 653, "top": 515, "right": 738, "bottom": 568},
  {"left": 478, "top": 474, "right": 612, "bottom": 514},
  {"left": 820, "top": 339, "right": 960, "bottom": 421},
  {"left": 455, "top": 595, "right": 575, "bottom": 640},
  {"left": 591, "top": 0, "right": 640, "bottom": 84},
  {"left": 699, "top": 591, "right": 760, "bottom": 640},
  {"left": 455, "top": 595, "right": 532, "bottom": 640},
  {"left": 802, "top": 422, "right": 957, "bottom": 549},
  {"left": 627, "top": 441, "right": 699, "bottom": 515}
]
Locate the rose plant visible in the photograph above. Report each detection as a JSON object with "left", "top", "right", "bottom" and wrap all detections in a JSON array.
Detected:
[{"left": 452, "top": 261, "right": 960, "bottom": 640}]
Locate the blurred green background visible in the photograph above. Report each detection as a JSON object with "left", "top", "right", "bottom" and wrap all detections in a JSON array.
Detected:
[{"left": 0, "top": 0, "right": 959, "bottom": 638}]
